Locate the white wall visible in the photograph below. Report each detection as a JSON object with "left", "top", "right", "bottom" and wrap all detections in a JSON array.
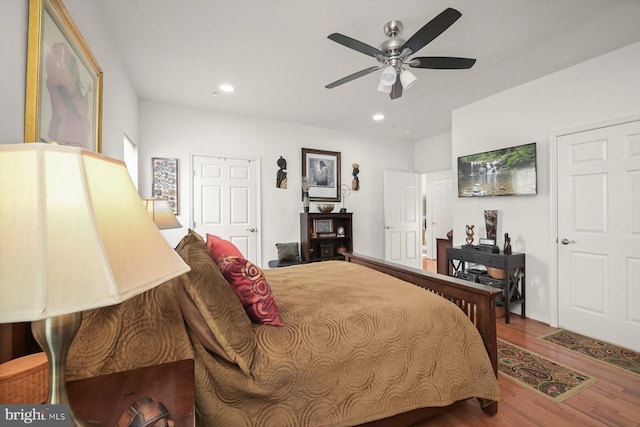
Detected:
[
  {"left": 452, "top": 41, "right": 640, "bottom": 324},
  {"left": 138, "top": 101, "right": 414, "bottom": 266},
  {"left": 414, "top": 132, "right": 452, "bottom": 173},
  {"left": 0, "top": 0, "right": 138, "bottom": 158}
]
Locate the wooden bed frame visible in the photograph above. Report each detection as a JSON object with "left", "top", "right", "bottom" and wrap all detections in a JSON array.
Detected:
[{"left": 343, "top": 252, "right": 500, "bottom": 425}]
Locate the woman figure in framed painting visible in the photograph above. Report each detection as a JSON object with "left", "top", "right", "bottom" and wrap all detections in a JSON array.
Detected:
[{"left": 45, "top": 42, "right": 92, "bottom": 147}]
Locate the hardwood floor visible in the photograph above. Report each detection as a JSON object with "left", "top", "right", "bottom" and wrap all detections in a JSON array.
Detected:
[{"left": 416, "top": 258, "right": 640, "bottom": 426}]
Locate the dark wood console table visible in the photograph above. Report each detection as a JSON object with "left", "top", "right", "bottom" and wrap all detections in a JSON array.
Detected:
[{"left": 446, "top": 247, "right": 525, "bottom": 324}]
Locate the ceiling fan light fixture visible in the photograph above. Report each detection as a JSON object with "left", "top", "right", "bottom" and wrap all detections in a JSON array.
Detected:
[
  {"left": 400, "top": 69, "right": 417, "bottom": 89},
  {"left": 377, "top": 82, "right": 391, "bottom": 94},
  {"left": 380, "top": 66, "right": 397, "bottom": 86}
]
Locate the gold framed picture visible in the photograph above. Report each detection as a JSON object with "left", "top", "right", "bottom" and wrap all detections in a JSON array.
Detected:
[{"left": 25, "top": 0, "right": 103, "bottom": 152}]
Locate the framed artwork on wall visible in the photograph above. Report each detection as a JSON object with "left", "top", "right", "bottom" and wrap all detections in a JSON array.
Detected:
[
  {"left": 302, "top": 148, "right": 341, "bottom": 202},
  {"left": 152, "top": 158, "right": 179, "bottom": 214},
  {"left": 24, "top": 0, "right": 104, "bottom": 153},
  {"left": 457, "top": 142, "right": 537, "bottom": 197}
]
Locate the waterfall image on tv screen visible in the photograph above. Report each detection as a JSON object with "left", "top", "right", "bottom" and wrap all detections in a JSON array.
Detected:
[{"left": 457, "top": 142, "right": 537, "bottom": 197}]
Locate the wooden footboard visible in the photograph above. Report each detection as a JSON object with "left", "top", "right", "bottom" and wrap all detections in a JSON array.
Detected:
[{"left": 344, "top": 252, "right": 500, "bottom": 417}]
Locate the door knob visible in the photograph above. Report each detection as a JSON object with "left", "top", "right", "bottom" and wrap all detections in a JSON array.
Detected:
[
  {"left": 560, "top": 238, "right": 575, "bottom": 245},
  {"left": 247, "top": 228, "right": 256, "bottom": 232}
]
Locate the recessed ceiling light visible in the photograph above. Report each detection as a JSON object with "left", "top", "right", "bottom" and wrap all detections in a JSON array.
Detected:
[
  {"left": 373, "top": 114, "right": 384, "bottom": 121},
  {"left": 219, "top": 84, "right": 234, "bottom": 93}
]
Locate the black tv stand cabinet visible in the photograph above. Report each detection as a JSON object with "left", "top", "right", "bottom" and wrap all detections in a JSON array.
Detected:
[{"left": 446, "top": 246, "right": 525, "bottom": 324}]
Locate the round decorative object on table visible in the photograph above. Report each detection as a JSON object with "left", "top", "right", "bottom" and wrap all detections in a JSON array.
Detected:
[
  {"left": 337, "top": 226, "right": 345, "bottom": 237},
  {"left": 317, "top": 204, "right": 334, "bottom": 213}
]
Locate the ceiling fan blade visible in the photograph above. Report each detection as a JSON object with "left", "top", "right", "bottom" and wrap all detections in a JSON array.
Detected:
[
  {"left": 328, "top": 33, "right": 384, "bottom": 58},
  {"left": 410, "top": 56, "right": 476, "bottom": 69},
  {"left": 325, "top": 66, "right": 383, "bottom": 89},
  {"left": 402, "top": 8, "right": 462, "bottom": 55},
  {"left": 390, "top": 79, "right": 403, "bottom": 100}
]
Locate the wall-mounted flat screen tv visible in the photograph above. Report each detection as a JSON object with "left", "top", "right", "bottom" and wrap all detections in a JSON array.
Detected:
[{"left": 458, "top": 142, "right": 537, "bottom": 197}]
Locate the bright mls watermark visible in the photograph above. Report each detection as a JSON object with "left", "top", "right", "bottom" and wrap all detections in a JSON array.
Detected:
[{"left": 1, "top": 405, "right": 69, "bottom": 426}]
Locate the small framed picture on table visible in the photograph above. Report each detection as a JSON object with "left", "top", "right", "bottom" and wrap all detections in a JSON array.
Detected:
[{"left": 313, "top": 219, "right": 333, "bottom": 234}]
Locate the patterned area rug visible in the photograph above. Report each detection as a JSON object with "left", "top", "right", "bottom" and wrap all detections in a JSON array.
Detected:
[
  {"left": 540, "top": 330, "right": 640, "bottom": 376},
  {"left": 497, "top": 339, "right": 597, "bottom": 402}
]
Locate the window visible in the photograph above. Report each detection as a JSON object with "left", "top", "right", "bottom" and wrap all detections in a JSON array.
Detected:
[{"left": 123, "top": 134, "right": 138, "bottom": 190}]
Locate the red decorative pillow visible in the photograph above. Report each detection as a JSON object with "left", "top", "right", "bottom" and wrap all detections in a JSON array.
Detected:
[
  {"left": 218, "top": 256, "right": 284, "bottom": 326},
  {"left": 206, "top": 233, "right": 244, "bottom": 263}
]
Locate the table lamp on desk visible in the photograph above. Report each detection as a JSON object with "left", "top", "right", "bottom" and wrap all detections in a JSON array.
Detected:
[{"left": 0, "top": 143, "right": 190, "bottom": 426}]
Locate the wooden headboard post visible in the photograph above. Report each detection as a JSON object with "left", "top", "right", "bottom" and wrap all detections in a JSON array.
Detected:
[{"left": 343, "top": 252, "right": 500, "bottom": 416}]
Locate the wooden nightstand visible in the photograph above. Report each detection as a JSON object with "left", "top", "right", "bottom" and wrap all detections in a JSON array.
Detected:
[{"left": 67, "top": 359, "right": 195, "bottom": 426}]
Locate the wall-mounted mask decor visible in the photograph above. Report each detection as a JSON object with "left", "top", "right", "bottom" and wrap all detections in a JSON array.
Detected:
[
  {"left": 352, "top": 163, "right": 360, "bottom": 190},
  {"left": 276, "top": 156, "right": 287, "bottom": 189}
]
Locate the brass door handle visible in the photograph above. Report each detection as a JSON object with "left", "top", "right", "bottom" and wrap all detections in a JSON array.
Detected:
[
  {"left": 560, "top": 238, "right": 575, "bottom": 245},
  {"left": 247, "top": 228, "right": 256, "bottom": 232}
]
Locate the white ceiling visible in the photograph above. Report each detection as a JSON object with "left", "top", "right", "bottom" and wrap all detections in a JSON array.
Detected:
[{"left": 96, "top": 0, "right": 640, "bottom": 143}]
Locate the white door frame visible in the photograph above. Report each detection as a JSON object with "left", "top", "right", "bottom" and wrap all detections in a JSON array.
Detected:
[
  {"left": 190, "top": 150, "right": 262, "bottom": 265},
  {"left": 548, "top": 113, "right": 640, "bottom": 327}
]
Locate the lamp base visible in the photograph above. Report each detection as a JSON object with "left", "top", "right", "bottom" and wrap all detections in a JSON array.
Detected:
[{"left": 32, "top": 313, "right": 102, "bottom": 426}]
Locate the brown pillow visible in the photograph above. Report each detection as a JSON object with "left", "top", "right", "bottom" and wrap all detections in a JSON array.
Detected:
[
  {"left": 175, "top": 231, "right": 255, "bottom": 375},
  {"left": 174, "top": 278, "right": 233, "bottom": 363}
]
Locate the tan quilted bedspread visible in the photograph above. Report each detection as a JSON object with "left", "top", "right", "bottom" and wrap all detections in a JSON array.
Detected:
[{"left": 68, "top": 261, "right": 500, "bottom": 426}]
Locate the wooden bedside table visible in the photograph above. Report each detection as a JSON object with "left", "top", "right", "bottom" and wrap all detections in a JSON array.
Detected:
[{"left": 67, "top": 359, "right": 195, "bottom": 426}]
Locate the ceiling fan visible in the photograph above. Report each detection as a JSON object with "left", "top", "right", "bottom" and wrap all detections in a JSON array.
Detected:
[{"left": 325, "top": 7, "right": 476, "bottom": 100}]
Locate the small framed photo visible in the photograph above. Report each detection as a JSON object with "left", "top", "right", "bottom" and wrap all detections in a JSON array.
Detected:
[
  {"left": 479, "top": 238, "right": 496, "bottom": 246},
  {"left": 313, "top": 218, "right": 333, "bottom": 234},
  {"left": 336, "top": 226, "right": 346, "bottom": 237}
]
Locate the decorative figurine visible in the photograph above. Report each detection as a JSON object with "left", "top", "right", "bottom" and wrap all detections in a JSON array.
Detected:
[
  {"left": 352, "top": 163, "right": 360, "bottom": 191},
  {"left": 504, "top": 232, "right": 512, "bottom": 254},
  {"left": 276, "top": 156, "right": 287, "bottom": 189},
  {"left": 465, "top": 224, "right": 475, "bottom": 245}
]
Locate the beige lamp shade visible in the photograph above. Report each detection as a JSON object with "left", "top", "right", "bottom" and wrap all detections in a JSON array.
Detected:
[
  {"left": 0, "top": 143, "right": 190, "bottom": 323},
  {"left": 142, "top": 199, "right": 182, "bottom": 229}
]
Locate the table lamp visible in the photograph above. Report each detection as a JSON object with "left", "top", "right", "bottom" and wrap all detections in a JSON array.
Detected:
[
  {"left": 141, "top": 199, "right": 182, "bottom": 230},
  {"left": 0, "top": 143, "right": 190, "bottom": 426}
]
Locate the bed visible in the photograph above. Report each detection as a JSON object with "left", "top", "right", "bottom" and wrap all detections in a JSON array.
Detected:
[{"left": 67, "top": 231, "right": 501, "bottom": 426}]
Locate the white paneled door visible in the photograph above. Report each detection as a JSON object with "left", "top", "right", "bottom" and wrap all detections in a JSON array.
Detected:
[
  {"left": 384, "top": 171, "right": 421, "bottom": 269},
  {"left": 557, "top": 120, "right": 640, "bottom": 352},
  {"left": 192, "top": 154, "right": 260, "bottom": 263},
  {"left": 425, "top": 170, "right": 453, "bottom": 258}
]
